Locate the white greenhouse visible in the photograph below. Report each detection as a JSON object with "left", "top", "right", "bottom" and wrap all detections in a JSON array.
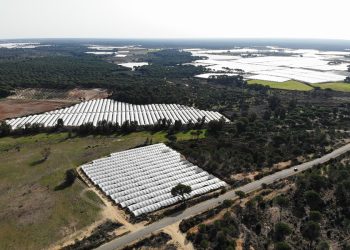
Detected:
[
  {"left": 81, "top": 143, "right": 227, "bottom": 216},
  {"left": 6, "top": 99, "right": 228, "bottom": 129}
]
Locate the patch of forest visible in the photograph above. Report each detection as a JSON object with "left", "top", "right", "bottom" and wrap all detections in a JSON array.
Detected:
[
  {"left": 184, "top": 153, "right": 350, "bottom": 250},
  {"left": 170, "top": 98, "right": 350, "bottom": 184}
]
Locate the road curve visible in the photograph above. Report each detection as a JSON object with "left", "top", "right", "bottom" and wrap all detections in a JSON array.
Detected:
[{"left": 97, "top": 143, "right": 350, "bottom": 250}]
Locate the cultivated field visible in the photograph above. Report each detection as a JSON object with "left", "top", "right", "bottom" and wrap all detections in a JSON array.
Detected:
[
  {"left": 311, "top": 82, "right": 350, "bottom": 92},
  {"left": 0, "top": 130, "right": 204, "bottom": 250},
  {"left": 247, "top": 79, "right": 313, "bottom": 91},
  {"left": 6, "top": 99, "right": 227, "bottom": 129},
  {"left": 82, "top": 143, "right": 226, "bottom": 216},
  {"left": 0, "top": 99, "right": 74, "bottom": 121},
  {"left": 0, "top": 88, "right": 110, "bottom": 121},
  {"left": 8, "top": 88, "right": 109, "bottom": 101},
  {"left": 189, "top": 47, "right": 349, "bottom": 83}
]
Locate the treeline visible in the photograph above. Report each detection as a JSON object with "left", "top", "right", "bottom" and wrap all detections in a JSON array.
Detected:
[
  {"left": 0, "top": 55, "right": 129, "bottom": 89},
  {"left": 171, "top": 98, "right": 350, "bottom": 184},
  {"left": 187, "top": 212, "right": 239, "bottom": 249},
  {"left": 0, "top": 116, "right": 214, "bottom": 138},
  {"left": 110, "top": 75, "right": 256, "bottom": 109},
  {"left": 144, "top": 49, "right": 202, "bottom": 66},
  {"left": 0, "top": 83, "right": 13, "bottom": 98},
  {"left": 135, "top": 64, "right": 206, "bottom": 78},
  {"left": 207, "top": 75, "right": 246, "bottom": 87}
]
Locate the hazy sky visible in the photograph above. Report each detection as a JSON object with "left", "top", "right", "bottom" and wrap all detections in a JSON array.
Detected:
[{"left": 0, "top": 0, "right": 349, "bottom": 40}]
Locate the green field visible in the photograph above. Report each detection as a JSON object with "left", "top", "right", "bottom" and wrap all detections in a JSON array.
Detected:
[
  {"left": 248, "top": 79, "right": 314, "bottom": 91},
  {"left": 0, "top": 130, "right": 204, "bottom": 249},
  {"left": 311, "top": 82, "right": 350, "bottom": 92}
]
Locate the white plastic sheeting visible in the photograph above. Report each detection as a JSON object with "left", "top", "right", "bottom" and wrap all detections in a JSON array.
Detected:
[
  {"left": 81, "top": 143, "right": 227, "bottom": 216},
  {"left": 6, "top": 99, "right": 228, "bottom": 129},
  {"left": 190, "top": 48, "right": 350, "bottom": 83}
]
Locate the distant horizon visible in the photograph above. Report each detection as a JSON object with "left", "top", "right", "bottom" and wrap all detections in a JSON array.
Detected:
[
  {"left": 1, "top": 37, "right": 350, "bottom": 41},
  {"left": 1, "top": 37, "right": 349, "bottom": 51}
]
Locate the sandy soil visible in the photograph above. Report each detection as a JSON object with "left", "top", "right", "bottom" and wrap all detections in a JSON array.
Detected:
[
  {"left": 0, "top": 183, "right": 55, "bottom": 226},
  {"left": 67, "top": 88, "right": 109, "bottom": 101},
  {"left": 1, "top": 88, "right": 110, "bottom": 121},
  {"left": 236, "top": 236, "right": 244, "bottom": 250},
  {"left": 163, "top": 222, "right": 195, "bottom": 250},
  {"left": 8, "top": 88, "right": 109, "bottom": 101},
  {"left": 231, "top": 160, "right": 292, "bottom": 182},
  {"left": 231, "top": 171, "right": 260, "bottom": 181},
  {"left": 0, "top": 99, "right": 75, "bottom": 120},
  {"left": 52, "top": 168, "right": 149, "bottom": 250}
]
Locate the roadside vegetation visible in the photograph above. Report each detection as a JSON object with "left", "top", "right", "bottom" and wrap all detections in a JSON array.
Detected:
[
  {"left": 171, "top": 97, "right": 350, "bottom": 184},
  {"left": 183, "top": 153, "right": 350, "bottom": 249}
]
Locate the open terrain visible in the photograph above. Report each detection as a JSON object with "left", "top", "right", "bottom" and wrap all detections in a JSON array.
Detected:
[
  {"left": 0, "top": 99, "right": 75, "bottom": 121},
  {"left": 0, "top": 130, "right": 204, "bottom": 250},
  {"left": 247, "top": 79, "right": 314, "bottom": 91},
  {"left": 311, "top": 82, "right": 350, "bottom": 92},
  {"left": 0, "top": 88, "right": 110, "bottom": 121}
]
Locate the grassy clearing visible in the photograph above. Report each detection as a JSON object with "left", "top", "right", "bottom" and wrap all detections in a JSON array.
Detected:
[
  {"left": 311, "top": 82, "right": 350, "bottom": 92},
  {"left": 248, "top": 79, "right": 313, "bottom": 91},
  {"left": 0, "top": 130, "right": 204, "bottom": 249}
]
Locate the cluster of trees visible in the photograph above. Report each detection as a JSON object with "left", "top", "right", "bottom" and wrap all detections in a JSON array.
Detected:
[
  {"left": 76, "top": 120, "right": 138, "bottom": 135},
  {"left": 0, "top": 116, "right": 211, "bottom": 138},
  {"left": 143, "top": 49, "right": 202, "bottom": 66},
  {"left": 207, "top": 75, "right": 246, "bottom": 88},
  {"left": 135, "top": 64, "right": 206, "bottom": 78},
  {"left": 187, "top": 212, "right": 239, "bottom": 250},
  {"left": 0, "top": 121, "right": 12, "bottom": 136},
  {"left": 0, "top": 55, "right": 130, "bottom": 90},
  {"left": 231, "top": 156, "right": 350, "bottom": 249},
  {"left": 0, "top": 83, "right": 12, "bottom": 98},
  {"left": 171, "top": 99, "right": 350, "bottom": 184}
]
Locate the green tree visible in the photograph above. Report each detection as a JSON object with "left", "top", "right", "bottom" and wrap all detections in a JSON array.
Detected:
[
  {"left": 41, "top": 147, "right": 51, "bottom": 161},
  {"left": 274, "top": 241, "right": 292, "bottom": 250},
  {"left": 316, "top": 241, "right": 330, "bottom": 250},
  {"left": 274, "top": 222, "right": 292, "bottom": 241},
  {"left": 304, "top": 190, "right": 323, "bottom": 210},
  {"left": 302, "top": 221, "right": 320, "bottom": 249},
  {"left": 173, "top": 120, "right": 183, "bottom": 131},
  {"left": 222, "top": 199, "right": 234, "bottom": 208},
  {"left": 171, "top": 183, "right": 192, "bottom": 205},
  {"left": 0, "top": 121, "right": 12, "bottom": 136},
  {"left": 274, "top": 195, "right": 289, "bottom": 220},
  {"left": 65, "top": 169, "right": 77, "bottom": 186},
  {"left": 309, "top": 211, "right": 322, "bottom": 222},
  {"left": 56, "top": 118, "right": 64, "bottom": 129},
  {"left": 207, "top": 118, "right": 225, "bottom": 134},
  {"left": 268, "top": 95, "right": 281, "bottom": 111},
  {"left": 235, "top": 190, "right": 246, "bottom": 201}
]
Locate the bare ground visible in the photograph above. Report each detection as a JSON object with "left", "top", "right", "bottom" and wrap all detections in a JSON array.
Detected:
[
  {"left": 8, "top": 88, "right": 109, "bottom": 101},
  {"left": 163, "top": 222, "right": 195, "bottom": 250},
  {"left": 0, "top": 99, "right": 75, "bottom": 120},
  {"left": 1, "top": 88, "right": 109, "bottom": 120},
  {"left": 0, "top": 183, "right": 55, "bottom": 226}
]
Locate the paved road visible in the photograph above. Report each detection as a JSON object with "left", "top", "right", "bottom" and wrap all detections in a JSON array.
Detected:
[{"left": 97, "top": 143, "right": 350, "bottom": 250}]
